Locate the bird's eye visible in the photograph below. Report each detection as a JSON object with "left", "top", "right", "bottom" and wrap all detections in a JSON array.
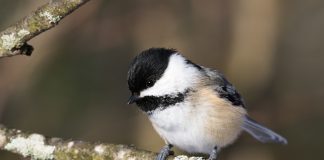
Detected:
[{"left": 146, "top": 80, "right": 154, "bottom": 87}]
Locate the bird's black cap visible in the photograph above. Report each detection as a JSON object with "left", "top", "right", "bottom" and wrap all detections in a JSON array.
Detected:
[{"left": 127, "top": 48, "right": 177, "bottom": 94}]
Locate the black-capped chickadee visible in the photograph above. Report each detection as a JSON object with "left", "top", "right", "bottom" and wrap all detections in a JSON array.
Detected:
[{"left": 127, "top": 48, "right": 287, "bottom": 160}]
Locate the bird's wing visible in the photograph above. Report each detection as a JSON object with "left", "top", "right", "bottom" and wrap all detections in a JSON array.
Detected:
[
  {"left": 203, "top": 68, "right": 245, "bottom": 108},
  {"left": 204, "top": 68, "right": 287, "bottom": 144}
]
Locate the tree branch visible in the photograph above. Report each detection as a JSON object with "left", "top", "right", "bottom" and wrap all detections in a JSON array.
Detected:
[
  {"left": 0, "top": 1, "right": 205, "bottom": 159},
  {"left": 0, "top": 124, "right": 202, "bottom": 160},
  {"left": 0, "top": 0, "right": 90, "bottom": 58}
]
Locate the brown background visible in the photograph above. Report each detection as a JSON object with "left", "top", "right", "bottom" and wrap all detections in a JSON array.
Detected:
[{"left": 0, "top": 0, "right": 323, "bottom": 159}]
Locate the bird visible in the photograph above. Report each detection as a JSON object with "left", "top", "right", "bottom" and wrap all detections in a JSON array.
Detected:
[{"left": 127, "top": 48, "right": 287, "bottom": 160}]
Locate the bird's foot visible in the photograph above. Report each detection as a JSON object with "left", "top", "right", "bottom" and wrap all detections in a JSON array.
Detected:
[
  {"left": 208, "top": 146, "right": 218, "bottom": 160},
  {"left": 156, "top": 144, "right": 174, "bottom": 160}
]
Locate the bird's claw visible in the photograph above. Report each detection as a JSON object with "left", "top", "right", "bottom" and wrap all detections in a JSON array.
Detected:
[
  {"left": 207, "top": 146, "right": 218, "bottom": 160},
  {"left": 156, "top": 144, "right": 174, "bottom": 160}
]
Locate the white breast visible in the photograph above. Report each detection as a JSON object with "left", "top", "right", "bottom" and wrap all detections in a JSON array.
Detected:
[
  {"left": 148, "top": 88, "right": 247, "bottom": 154},
  {"left": 149, "top": 102, "right": 213, "bottom": 153}
]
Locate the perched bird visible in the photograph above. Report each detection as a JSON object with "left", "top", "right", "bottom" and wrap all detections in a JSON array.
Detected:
[{"left": 127, "top": 48, "right": 287, "bottom": 160}]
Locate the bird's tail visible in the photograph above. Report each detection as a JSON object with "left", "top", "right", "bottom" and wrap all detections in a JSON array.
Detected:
[{"left": 242, "top": 116, "right": 288, "bottom": 144}]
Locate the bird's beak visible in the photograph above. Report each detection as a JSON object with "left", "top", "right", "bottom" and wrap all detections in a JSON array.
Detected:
[{"left": 127, "top": 94, "right": 140, "bottom": 104}]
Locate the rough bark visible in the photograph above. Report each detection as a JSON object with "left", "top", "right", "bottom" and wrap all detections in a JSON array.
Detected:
[{"left": 0, "top": 0, "right": 90, "bottom": 58}]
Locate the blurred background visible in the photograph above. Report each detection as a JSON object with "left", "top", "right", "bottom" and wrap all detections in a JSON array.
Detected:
[{"left": 0, "top": 0, "right": 323, "bottom": 159}]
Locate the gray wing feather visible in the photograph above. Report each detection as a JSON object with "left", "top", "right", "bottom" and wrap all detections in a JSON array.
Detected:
[
  {"left": 203, "top": 67, "right": 245, "bottom": 107},
  {"left": 242, "top": 116, "right": 288, "bottom": 144}
]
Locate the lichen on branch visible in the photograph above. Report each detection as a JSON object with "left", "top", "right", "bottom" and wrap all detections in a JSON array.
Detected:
[
  {"left": 0, "top": 0, "right": 90, "bottom": 58},
  {"left": 0, "top": 124, "right": 203, "bottom": 160},
  {"left": 0, "top": 124, "right": 156, "bottom": 160}
]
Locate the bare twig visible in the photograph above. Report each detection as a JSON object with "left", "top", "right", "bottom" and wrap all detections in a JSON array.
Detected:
[{"left": 0, "top": 0, "right": 90, "bottom": 58}]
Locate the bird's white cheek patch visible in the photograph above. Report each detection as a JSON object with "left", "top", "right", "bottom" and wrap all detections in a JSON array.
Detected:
[{"left": 140, "top": 54, "right": 201, "bottom": 97}]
